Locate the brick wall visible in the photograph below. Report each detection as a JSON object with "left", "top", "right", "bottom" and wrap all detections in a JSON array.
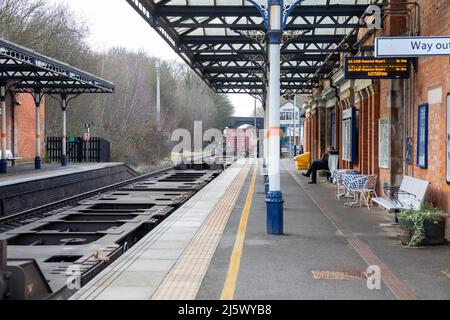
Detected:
[
  {"left": 409, "top": 0, "right": 450, "bottom": 216},
  {"left": 300, "top": 0, "right": 449, "bottom": 227},
  {"left": 2, "top": 92, "right": 45, "bottom": 162}
]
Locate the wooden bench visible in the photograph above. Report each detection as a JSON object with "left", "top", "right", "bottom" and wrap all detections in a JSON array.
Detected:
[
  {"left": 0, "top": 150, "right": 23, "bottom": 167},
  {"left": 372, "top": 175, "right": 430, "bottom": 214}
]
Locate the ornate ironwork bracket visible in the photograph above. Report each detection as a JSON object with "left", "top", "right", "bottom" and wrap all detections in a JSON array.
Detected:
[
  {"left": 281, "top": 29, "right": 311, "bottom": 45},
  {"left": 234, "top": 30, "right": 266, "bottom": 45},
  {"left": 246, "top": 0, "right": 270, "bottom": 30},
  {"left": 281, "top": 1, "right": 307, "bottom": 30},
  {"left": 245, "top": 0, "right": 307, "bottom": 33}
]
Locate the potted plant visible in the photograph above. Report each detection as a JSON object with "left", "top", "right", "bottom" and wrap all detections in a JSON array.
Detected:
[{"left": 397, "top": 204, "right": 448, "bottom": 247}]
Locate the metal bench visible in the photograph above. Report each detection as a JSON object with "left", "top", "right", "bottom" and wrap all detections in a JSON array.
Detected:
[
  {"left": 372, "top": 175, "right": 430, "bottom": 217},
  {"left": 0, "top": 150, "right": 23, "bottom": 167}
]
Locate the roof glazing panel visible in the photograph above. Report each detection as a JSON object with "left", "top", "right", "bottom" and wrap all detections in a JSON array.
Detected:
[{"left": 128, "top": 0, "right": 373, "bottom": 95}]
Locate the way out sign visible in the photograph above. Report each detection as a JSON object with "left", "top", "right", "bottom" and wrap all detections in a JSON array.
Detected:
[{"left": 375, "top": 36, "right": 450, "bottom": 57}]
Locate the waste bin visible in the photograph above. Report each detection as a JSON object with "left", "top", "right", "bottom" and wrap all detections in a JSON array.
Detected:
[{"left": 294, "top": 152, "right": 311, "bottom": 170}]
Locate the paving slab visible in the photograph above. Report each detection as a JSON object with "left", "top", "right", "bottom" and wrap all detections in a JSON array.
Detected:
[{"left": 70, "top": 160, "right": 247, "bottom": 300}]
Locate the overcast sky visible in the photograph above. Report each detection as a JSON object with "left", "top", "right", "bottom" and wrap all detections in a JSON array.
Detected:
[{"left": 49, "top": 0, "right": 261, "bottom": 117}]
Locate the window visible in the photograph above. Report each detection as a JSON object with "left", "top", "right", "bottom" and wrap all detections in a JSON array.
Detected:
[
  {"left": 342, "top": 107, "right": 357, "bottom": 163},
  {"left": 379, "top": 118, "right": 390, "bottom": 169},
  {"left": 417, "top": 104, "right": 429, "bottom": 169}
]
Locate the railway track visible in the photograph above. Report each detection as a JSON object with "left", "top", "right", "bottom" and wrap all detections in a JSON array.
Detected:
[
  {"left": 0, "top": 165, "right": 175, "bottom": 233},
  {"left": 0, "top": 157, "right": 231, "bottom": 300}
]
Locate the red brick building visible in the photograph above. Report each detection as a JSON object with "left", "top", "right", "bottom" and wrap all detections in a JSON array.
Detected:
[
  {"left": 2, "top": 91, "right": 45, "bottom": 163},
  {"left": 303, "top": 0, "right": 449, "bottom": 234}
]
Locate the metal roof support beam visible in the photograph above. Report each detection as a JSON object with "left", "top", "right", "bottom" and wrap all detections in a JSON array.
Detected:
[
  {"left": 180, "top": 35, "right": 344, "bottom": 45},
  {"left": 127, "top": 0, "right": 369, "bottom": 97},
  {"left": 155, "top": 5, "right": 367, "bottom": 17}
]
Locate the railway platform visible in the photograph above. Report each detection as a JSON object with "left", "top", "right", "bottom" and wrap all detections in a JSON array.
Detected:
[
  {"left": 0, "top": 162, "right": 139, "bottom": 219},
  {"left": 0, "top": 162, "right": 128, "bottom": 187},
  {"left": 71, "top": 159, "right": 450, "bottom": 301}
]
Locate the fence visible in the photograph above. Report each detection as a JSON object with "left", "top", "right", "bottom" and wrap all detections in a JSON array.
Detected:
[{"left": 46, "top": 137, "right": 111, "bottom": 163}]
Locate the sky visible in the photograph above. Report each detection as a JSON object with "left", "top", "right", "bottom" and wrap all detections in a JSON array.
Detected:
[{"left": 49, "top": 0, "right": 262, "bottom": 117}]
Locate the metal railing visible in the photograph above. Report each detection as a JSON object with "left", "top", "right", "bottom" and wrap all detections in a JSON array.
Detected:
[{"left": 46, "top": 137, "right": 110, "bottom": 163}]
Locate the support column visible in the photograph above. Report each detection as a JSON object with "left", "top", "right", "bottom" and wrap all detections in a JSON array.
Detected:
[
  {"left": 61, "top": 96, "right": 68, "bottom": 166},
  {"left": 265, "top": 0, "right": 283, "bottom": 235},
  {"left": 293, "top": 94, "right": 297, "bottom": 156},
  {"left": 264, "top": 83, "right": 270, "bottom": 194},
  {"left": 34, "top": 91, "right": 42, "bottom": 170},
  {"left": 0, "top": 85, "right": 7, "bottom": 174},
  {"left": 264, "top": 94, "right": 269, "bottom": 165}
]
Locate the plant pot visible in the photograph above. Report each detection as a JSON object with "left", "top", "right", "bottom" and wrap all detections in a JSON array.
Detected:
[{"left": 399, "top": 218, "right": 447, "bottom": 246}]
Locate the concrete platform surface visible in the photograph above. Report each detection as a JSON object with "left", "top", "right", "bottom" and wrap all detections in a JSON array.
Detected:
[
  {"left": 0, "top": 162, "right": 126, "bottom": 187},
  {"left": 71, "top": 159, "right": 250, "bottom": 300},
  {"left": 72, "top": 158, "right": 450, "bottom": 300},
  {"left": 198, "top": 160, "right": 450, "bottom": 300}
]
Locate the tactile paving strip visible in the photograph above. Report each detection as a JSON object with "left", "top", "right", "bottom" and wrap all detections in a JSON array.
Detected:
[{"left": 151, "top": 161, "right": 251, "bottom": 300}]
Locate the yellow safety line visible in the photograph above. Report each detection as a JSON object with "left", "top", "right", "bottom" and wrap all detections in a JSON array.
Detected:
[
  {"left": 151, "top": 160, "right": 250, "bottom": 300},
  {"left": 220, "top": 165, "right": 257, "bottom": 300}
]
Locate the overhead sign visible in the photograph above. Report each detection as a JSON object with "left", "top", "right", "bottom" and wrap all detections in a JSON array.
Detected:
[
  {"left": 344, "top": 57, "right": 410, "bottom": 79},
  {"left": 375, "top": 36, "right": 450, "bottom": 57}
]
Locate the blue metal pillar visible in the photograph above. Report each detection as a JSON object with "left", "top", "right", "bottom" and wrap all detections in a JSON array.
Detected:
[
  {"left": 265, "top": 0, "right": 284, "bottom": 235},
  {"left": 264, "top": 78, "right": 269, "bottom": 194},
  {"left": 0, "top": 85, "right": 7, "bottom": 174}
]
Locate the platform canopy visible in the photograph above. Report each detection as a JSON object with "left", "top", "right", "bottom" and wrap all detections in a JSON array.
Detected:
[
  {"left": 0, "top": 38, "right": 115, "bottom": 95},
  {"left": 127, "top": 0, "right": 373, "bottom": 98}
]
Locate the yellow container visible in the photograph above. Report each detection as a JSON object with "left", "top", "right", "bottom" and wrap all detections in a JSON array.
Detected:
[{"left": 294, "top": 152, "right": 311, "bottom": 170}]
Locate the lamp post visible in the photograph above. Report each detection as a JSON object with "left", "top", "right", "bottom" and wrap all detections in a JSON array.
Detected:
[{"left": 155, "top": 60, "right": 161, "bottom": 127}]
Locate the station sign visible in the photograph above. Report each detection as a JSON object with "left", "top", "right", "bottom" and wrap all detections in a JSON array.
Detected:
[
  {"left": 344, "top": 57, "right": 410, "bottom": 79},
  {"left": 375, "top": 36, "right": 450, "bottom": 57}
]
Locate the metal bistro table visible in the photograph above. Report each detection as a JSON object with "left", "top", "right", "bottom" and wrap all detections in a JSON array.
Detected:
[
  {"left": 342, "top": 174, "right": 370, "bottom": 207},
  {"left": 332, "top": 169, "right": 359, "bottom": 199}
]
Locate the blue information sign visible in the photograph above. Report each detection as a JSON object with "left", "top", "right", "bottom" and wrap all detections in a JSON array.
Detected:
[{"left": 417, "top": 104, "right": 429, "bottom": 169}]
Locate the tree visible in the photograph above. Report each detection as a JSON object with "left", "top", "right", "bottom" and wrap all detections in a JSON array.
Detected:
[{"left": 0, "top": 0, "right": 234, "bottom": 167}]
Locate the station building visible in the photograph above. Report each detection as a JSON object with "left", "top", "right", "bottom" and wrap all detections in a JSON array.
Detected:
[
  {"left": 280, "top": 101, "right": 303, "bottom": 147},
  {"left": 1, "top": 92, "right": 45, "bottom": 163},
  {"left": 303, "top": 0, "right": 450, "bottom": 215}
]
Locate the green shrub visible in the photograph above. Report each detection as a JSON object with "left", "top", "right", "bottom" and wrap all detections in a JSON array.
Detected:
[{"left": 397, "top": 204, "right": 448, "bottom": 247}]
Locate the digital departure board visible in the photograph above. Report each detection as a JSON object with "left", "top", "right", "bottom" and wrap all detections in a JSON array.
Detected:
[{"left": 344, "top": 57, "right": 410, "bottom": 79}]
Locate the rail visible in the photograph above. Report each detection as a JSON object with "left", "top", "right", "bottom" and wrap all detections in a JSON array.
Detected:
[{"left": 0, "top": 165, "right": 175, "bottom": 232}]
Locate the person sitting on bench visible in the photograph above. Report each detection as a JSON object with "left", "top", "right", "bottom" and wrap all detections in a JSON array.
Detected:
[{"left": 302, "top": 148, "right": 334, "bottom": 184}]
